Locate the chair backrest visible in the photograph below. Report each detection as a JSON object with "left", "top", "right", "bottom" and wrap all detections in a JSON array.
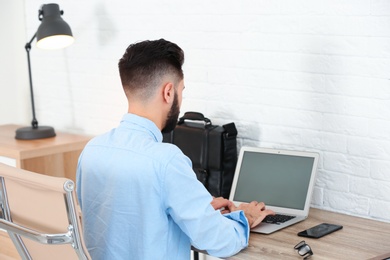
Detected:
[{"left": 0, "top": 163, "right": 91, "bottom": 260}]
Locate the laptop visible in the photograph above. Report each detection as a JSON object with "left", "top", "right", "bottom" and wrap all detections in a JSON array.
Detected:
[{"left": 229, "top": 146, "right": 319, "bottom": 234}]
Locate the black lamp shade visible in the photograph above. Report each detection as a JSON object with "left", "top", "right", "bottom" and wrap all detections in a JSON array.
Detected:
[{"left": 36, "top": 4, "right": 74, "bottom": 50}]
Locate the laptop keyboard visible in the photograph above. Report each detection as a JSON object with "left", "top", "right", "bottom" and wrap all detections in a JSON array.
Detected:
[{"left": 262, "top": 214, "right": 296, "bottom": 225}]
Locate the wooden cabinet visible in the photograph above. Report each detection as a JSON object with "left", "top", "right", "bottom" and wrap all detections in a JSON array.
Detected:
[{"left": 0, "top": 124, "right": 91, "bottom": 181}]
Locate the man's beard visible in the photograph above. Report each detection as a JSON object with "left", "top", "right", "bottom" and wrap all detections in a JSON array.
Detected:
[{"left": 161, "top": 92, "right": 180, "bottom": 133}]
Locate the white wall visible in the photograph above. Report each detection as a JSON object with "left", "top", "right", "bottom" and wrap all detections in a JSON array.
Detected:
[
  {"left": 0, "top": 0, "right": 29, "bottom": 125},
  {"left": 8, "top": 0, "right": 390, "bottom": 225}
]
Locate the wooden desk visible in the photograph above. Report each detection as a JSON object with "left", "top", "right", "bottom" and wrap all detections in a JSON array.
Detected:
[
  {"left": 0, "top": 124, "right": 91, "bottom": 181},
  {"left": 2, "top": 206, "right": 389, "bottom": 259},
  {"left": 227, "top": 208, "right": 390, "bottom": 260}
]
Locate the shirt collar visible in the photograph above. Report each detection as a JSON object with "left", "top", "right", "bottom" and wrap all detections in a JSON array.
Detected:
[{"left": 120, "top": 113, "right": 163, "bottom": 142}]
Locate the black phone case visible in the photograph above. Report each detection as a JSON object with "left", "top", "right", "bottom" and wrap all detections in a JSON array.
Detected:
[{"left": 298, "top": 223, "right": 343, "bottom": 238}]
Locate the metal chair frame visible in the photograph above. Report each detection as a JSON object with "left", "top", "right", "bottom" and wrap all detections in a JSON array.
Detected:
[{"left": 0, "top": 164, "right": 90, "bottom": 260}]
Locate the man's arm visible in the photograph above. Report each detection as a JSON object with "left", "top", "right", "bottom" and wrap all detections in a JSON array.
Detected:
[
  {"left": 163, "top": 152, "right": 275, "bottom": 257},
  {"left": 211, "top": 197, "right": 275, "bottom": 227}
]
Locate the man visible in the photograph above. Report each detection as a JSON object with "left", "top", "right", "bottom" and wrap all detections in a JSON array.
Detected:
[{"left": 76, "top": 39, "right": 274, "bottom": 259}]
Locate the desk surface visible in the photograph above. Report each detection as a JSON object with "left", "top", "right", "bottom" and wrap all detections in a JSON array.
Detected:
[
  {"left": 228, "top": 208, "right": 390, "bottom": 260},
  {"left": 0, "top": 124, "right": 91, "bottom": 160}
]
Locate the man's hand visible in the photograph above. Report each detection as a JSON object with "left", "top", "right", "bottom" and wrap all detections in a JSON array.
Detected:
[
  {"left": 228, "top": 201, "right": 275, "bottom": 228},
  {"left": 211, "top": 197, "right": 233, "bottom": 214}
]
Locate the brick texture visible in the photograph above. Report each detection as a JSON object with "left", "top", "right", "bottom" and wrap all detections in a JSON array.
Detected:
[{"left": 23, "top": 0, "right": 390, "bottom": 223}]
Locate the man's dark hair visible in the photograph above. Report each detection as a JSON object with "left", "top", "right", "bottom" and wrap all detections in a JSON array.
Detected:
[{"left": 118, "top": 39, "right": 184, "bottom": 99}]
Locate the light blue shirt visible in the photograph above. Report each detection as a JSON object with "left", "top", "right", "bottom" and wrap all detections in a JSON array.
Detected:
[{"left": 76, "top": 114, "right": 250, "bottom": 259}]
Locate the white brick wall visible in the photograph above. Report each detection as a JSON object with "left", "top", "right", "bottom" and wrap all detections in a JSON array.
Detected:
[{"left": 20, "top": 0, "right": 390, "bottom": 223}]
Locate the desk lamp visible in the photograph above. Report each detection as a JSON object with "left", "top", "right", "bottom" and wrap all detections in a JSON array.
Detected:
[{"left": 15, "top": 3, "right": 74, "bottom": 140}]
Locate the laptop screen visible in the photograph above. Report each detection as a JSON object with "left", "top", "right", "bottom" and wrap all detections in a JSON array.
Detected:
[{"left": 232, "top": 150, "right": 316, "bottom": 210}]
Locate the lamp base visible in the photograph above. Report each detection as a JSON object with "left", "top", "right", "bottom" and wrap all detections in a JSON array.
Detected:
[{"left": 15, "top": 126, "right": 56, "bottom": 140}]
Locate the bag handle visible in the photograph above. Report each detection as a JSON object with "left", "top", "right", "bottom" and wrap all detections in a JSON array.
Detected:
[
  {"left": 223, "top": 122, "right": 237, "bottom": 138},
  {"left": 178, "top": 112, "right": 212, "bottom": 125}
]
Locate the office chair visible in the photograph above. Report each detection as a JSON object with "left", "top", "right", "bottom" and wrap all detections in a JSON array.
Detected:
[{"left": 0, "top": 163, "right": 91, "bottom": 260}]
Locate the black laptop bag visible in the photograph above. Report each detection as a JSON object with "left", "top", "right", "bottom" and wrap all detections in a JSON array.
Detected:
[{"left": 163, "top": 112, "right": 238, "bottom": 198}]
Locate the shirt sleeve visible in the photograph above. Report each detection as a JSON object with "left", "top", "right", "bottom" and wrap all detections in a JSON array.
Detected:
[
  {"left": 162, "top": 151, "right": 250, "bottom": 258},
  {"left": 76, "top": 152, "right": 83, "bottom": 209}
]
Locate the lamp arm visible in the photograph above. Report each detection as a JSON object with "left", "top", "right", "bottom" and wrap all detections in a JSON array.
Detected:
[
  {"left": 26, "top": 33, "right": 37, "bottom": 50},
  {"left": 25, "top": 33, "right": 38, "bottom": 129}
]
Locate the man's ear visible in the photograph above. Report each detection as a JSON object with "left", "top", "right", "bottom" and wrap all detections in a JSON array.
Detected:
[{"left": 162, "top": 82, "right": 174, "bottom": 104}]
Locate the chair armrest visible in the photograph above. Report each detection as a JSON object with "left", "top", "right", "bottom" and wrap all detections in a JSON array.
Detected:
[{"left": 0, "top": 218, "right": 73, "bottom": 245}]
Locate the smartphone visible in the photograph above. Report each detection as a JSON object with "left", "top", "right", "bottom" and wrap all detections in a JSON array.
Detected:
[{"left": 298, "top": 223, "right": 343, "bottom": 238}]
